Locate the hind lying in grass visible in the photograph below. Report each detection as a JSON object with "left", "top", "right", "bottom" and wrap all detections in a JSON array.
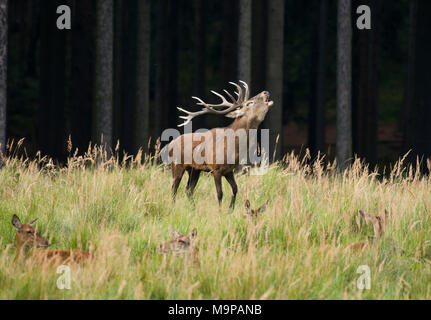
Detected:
[
  {"left": 158, "top": 228, "right": 199, "bottom": 267},
  {"left": 12, "top": 214, "right": 91, "bottom": 265},
  {"left": 346, "top": 210, "right": 389, "bottom": 251}
]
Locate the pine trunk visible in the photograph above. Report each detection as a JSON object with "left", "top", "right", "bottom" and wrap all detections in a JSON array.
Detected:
[
  {"left": 264, "top": 0, "right": 284, "bottom": 161},
  {"left": 94, "top": 0, "right": 114, "bottom": 150},
  {"left": 0, "top": 0, "right": 7, "bottom": 156},
  {"left": 71, "top": 0, "right": 95, "bottom": 154},
  {"left": 238, "top": 0, "right": 252, "bottom": 84},
  {"left": 336, "top": 0, "right": 352, "bottom": 171},
  {"left": 134, "top": 0, "right": 151, "bottom": 153}
]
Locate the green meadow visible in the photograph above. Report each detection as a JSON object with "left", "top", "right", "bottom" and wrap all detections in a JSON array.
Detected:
[{"left": 1, "top": 143, "right": 430, "bottom": 299}]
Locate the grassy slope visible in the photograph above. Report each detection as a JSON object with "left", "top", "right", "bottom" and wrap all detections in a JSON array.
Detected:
[{"left": 0, "top": 148, "right": 431, "bottom": 299}]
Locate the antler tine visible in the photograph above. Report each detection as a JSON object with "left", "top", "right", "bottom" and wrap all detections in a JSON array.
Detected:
[
  {"left": 191, "top": 96, "right": 206, "bottom": 105},
  {"left": 192, "top": 92, "right": 233, "bottom": 109},
  {"left": 177, "top": 102, "right": 240, "bottom": 127},
  {"left": 229, "top": 82, "right": 243, "bottom": 104},
  {"left": 210, "top": 90, "right": 234, "bottom": 107},
  {"left": 239, "top": 80, "right": 249, "bottom": 101},
  {"left": 177, "top": 107, "right": 197, "bottom": 127},
  {"left": 223, "top": 89, "right": 237, "bottom": 104}
]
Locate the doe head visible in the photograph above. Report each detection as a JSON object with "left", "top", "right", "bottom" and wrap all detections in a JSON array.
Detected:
[
  {"left": 244, "top": 200, "right": 268, "bottom": 219},
  {"left": 158, "top": 228, "right": 198, "bottom": 256},
  {"left": 12, "top": 214, "right": 50, "bottom": 251},
  {"left": 358, "top": 210, "right": 388, "bottom": 238}
]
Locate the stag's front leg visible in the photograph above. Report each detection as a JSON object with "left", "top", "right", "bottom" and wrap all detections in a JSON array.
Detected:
[
  {"left": 224, "top": 171, "right": 238, "bottom": 209},
  {"left": 213, "top": 172, "right": 223, "bottom": 207}
]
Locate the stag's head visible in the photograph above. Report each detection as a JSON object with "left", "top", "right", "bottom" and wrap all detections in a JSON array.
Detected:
[{"left": 178, "top": 81, "right": 273, "bottom": 128}]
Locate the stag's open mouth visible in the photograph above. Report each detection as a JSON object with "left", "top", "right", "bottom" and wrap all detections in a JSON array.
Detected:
[{"left": 263, "top": 93, "right": 273, "bottom": 107}]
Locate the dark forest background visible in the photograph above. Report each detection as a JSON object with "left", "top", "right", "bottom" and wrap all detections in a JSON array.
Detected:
[{"left": 0, "top": 0, "right": 430, "bottom": 171}]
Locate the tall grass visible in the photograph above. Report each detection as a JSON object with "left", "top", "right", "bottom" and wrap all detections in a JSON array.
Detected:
[{"left": 0, "top": 141, "right": 431, "bottom": 299}]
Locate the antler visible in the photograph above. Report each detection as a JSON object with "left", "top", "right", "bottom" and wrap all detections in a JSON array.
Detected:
[
  {"left": 177, "top": 81, "right": 249, "bottom": 127},
  {"left": 239, "top": 80, "right": 249, "bottom": 101}
]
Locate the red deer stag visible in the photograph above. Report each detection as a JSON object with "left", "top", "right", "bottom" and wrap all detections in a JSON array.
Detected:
[{"left": 162, "top": 81, "right": 273, "bottom": 208}]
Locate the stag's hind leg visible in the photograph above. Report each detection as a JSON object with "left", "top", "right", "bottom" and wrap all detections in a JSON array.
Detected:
[
  {"left": 186, "top": 169, "right": 201, "bottom": 198},
  {"left": 171, "top": 164, "right": 185, "bottom": 200},
  {"left": 224, "top": 171, "right": 238, "bottom": 209},
  {"left": 213, "top": 171, "right": 223, "bottom": 207}
]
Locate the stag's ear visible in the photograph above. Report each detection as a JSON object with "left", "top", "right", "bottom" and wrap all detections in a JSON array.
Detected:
[
  {"left": 28, "top": 218, "right": 38, "bottom": 227},
  {"left": 359, "top": 210, "right": 365, "bottom": 218},
  {"left": 190, "top": 228, "right": 197, "bottom": 239},
  {"left": 12, "top": 214, "right": 22, "bottom": 229},
  {"left": 245, "top": 200, "right": 251, "bottom": 209},
  {"left": 225, "top": 108, "right": 245, "bottom": 119}
]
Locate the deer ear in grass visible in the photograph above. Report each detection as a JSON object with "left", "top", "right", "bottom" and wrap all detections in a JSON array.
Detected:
[
  {"left": 384, "top": 209, "right": 389, "bottom": 221},
  {"left": 12, "top": 214, "right": 22, "bottom": 229},
  {"left": 171, "top": 228, "right": 183, "bottom": 239},
  {"left": 257, "top": 200, "right": 269, "bottom": 213},
  {"left": 28, "top": 218, "right": 38, "bottom": 227}
]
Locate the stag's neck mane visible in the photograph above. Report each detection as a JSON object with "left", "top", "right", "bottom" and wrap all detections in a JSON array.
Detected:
[{"left": 228, "top": 116, "right": 261, "bottom": 132}]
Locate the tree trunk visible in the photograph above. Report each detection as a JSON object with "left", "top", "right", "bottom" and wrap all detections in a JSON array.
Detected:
[
  {"left": 308, "top": 0, "right": 328, "bottom": 159},
  {"left": 113, "top": 0, "right": 123, "bottom": 150},
  {"left": 251, "top": 0, "right": 267, "bottom": 96},
  {"left": 0, "top": 0, "right": 7, "bottom": 156},
  {"left": 264, "top": 0, "right": 284, "bottom": 161},
  {"left": 336, "top": 0, "right": 352, "bottom": 171},
  {"left": 154, "top": 0, "right": 168, "bottom": 142},
  {"left": 71, "top": 0, "right": 95, "bottom": 154},
  {"left": 134, "top": 0, "right": 151, "bottom": 154},
  {"left": 93, "top": 0, "right": 114, "bottom": 151},
  {"left": 238, "top": 0, "right": 252, "bottom": 84}
]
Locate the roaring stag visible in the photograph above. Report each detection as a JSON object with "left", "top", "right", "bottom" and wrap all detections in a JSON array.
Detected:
[{"left": 162, "top": 81, "right": 273, "bottom": 208}]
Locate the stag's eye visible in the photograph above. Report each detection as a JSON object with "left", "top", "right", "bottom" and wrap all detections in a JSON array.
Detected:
[
  {"left": 27, "top": 231, "right": 33, "bottom": 234},
  {"left": 246, "top": 101, "right": 254, "bottom": 107}
]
